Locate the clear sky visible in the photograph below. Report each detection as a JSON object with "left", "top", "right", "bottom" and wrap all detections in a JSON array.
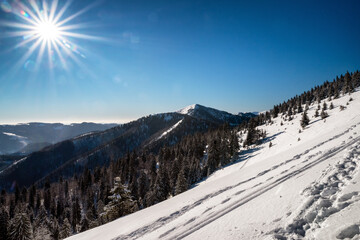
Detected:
[{"left": 0, "top": 0, "right": 359, "bottom": 124}]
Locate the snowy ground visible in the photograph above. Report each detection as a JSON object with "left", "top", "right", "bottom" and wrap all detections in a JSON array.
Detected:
[{"left": 68, "top": 90, "right": 360, "bottom": 240}]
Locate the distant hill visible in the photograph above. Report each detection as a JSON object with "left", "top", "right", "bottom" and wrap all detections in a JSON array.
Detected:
[{"left": 0, "top": 122, "right": 118, "bottom": 155}]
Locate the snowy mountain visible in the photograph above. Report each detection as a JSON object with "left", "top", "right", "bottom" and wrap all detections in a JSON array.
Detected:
[
  {"left": 69, "top": 90, "right": 360, "bottom": 240},
  {"left": 0, "top": 105, "right": 251, "bottom": 189},
  {"left": 178, "top": 104, "right": 254, "bottom": 125},
  {"left": 0, "top": 122, "right": 118, "bottom": 155}
]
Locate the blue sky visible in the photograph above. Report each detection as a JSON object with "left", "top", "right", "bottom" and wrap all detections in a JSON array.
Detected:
[{"left": 0, "top": 0, "right": 359, "bottom": 123}]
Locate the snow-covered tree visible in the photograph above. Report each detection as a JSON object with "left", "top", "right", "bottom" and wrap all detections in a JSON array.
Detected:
[
  {"left": 8, "top": 213, "right": 33, "bottom": 240},
  {"left": 59, "top": 218, "right": 72, "bottom": 239},
  {"left": 103, "top": 177, "right": 137, "bottom": 222}
]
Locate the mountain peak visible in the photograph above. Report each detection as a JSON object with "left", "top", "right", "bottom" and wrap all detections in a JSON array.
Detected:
[
  {"left": 177, "top": 104, "right": 253, "bottom": 125},
  {"left": 177, "top": 104, "right": 200, "bottom": 115}
]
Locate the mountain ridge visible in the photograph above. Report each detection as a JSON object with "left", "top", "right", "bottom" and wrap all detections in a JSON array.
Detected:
[{"left": 0, "top": 104, "right": 253, "bottom": 189}]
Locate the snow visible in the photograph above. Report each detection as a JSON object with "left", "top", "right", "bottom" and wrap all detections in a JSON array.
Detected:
[
  {"left": 2, "top": 132, "right": 28, "bottom": 147},
  {"left": 68, "top": 90, "right": 360, "bottom": 240},
  {"left": 163, "top": 114, "right": 173, "bottom": 121},
  {"left": 0, "top": 157, "right": 27, "bottom": 174},
  {"left": 177, "top": 104, "right": 197, "bottom": 115},
  {"left": 2, "top": 132, "right": 27, "bottom": 139},
  {"left": 157, "top": 119, "right": 183, "bottom": 140}
]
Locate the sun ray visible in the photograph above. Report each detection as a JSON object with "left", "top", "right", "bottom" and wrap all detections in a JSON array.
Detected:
[
  {"left": 51, "top": 0, "right": 73, "bottom": 23},
  {"left": 28, "top": 0, "right": 45, "bottom": 23},
  {"left": 12, "top": 38, "right": 43, "bottom": 73},
  {"left": 0, "top": 21, "right": 37, "bottom": 30},
  {"left": 14, "top": 2, "right": 41, "bottom": 26},
  {"left": 48, "top": 0, "right": 59, "bottom": 22},
  {"left": 34, "top": 40, "right": 47, "bottom": 71},
  {"left": 57, "top": 22, "right": 93, "bottom": 31},
  {"left": 52, "top": 40, "right": 68, "bottom": 70},
  {"left": 56, "top": 1, "right": 101, "bottom": 27},
  {"left": 11, "top": 34, "right": 39, "bottom": 50},
  {"left": 58, "top": 31, "right": 106, "bottom": 41},
  {"left": 42, "top": 0, "right": 49, "bottom": 22}
]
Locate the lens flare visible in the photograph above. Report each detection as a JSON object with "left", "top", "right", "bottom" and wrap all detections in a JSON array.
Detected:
[{"left": 20, "top": 10, "right": 29, "bottom": 18}]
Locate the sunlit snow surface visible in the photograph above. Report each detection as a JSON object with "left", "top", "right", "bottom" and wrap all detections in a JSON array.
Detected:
[{"left": 68, "top": 89, "right": 360, "bottom": 240}]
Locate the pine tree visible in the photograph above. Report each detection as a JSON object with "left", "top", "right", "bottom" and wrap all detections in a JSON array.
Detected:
[
  {"left": 297, "top": 103, "right": 303, "bottom": 113},
  {"left": 28, "top": 185, "right": 36, "bottom": 210},
  {"left": 322, "top": 102, "right": 327, "bottom": 111},
  {"left": 72, "top": 198, "right": 81, "bottom": 232},
  {"left": 152, "top": 166, "right": 170, "bottom": 203},
  {"left": 1, "top": 189, "right": 7, "bottom": 205},
  {"left": 314, "top": 109, "right": 319, "bottom": 118},
  {"left": 229, "top": 130, "right": 239, "bottom": 157},
  {"left": 300, "top": 111, "right": 310, "bottom": 128},
  {"left": 137, "top": 171, "right": 149, "bottom": 204},
  {"left": 104, "top": 177, "right": 137, "bottom": 221},
  {"left": 321, "top": 109, "right": 328, "bottom": 119},
  {"left": 207, "top": 137, "right": 220, "bottom": 175},
  {"left": 0, "top": 208, "right": 9, "bottom": 240},
  {"left": 80, "top": 216, "right": 90, "bottom": 232},
  {"left": 329, "top": 102, "right": 334, "bottom": 110},
  {"left": 50, "top": 219, "right": 60, "bottom": 240},
  {"left": 8, "top": 213, "right": 33, "bottom": 240},
  {"left": 343, "top": 71, "right": 354, "bottom": 94},
  {"left": 59, "top": 218, "right": 72, "bottom": 239},
  {"left": 33, "top": 205, "right": 51, "bottom": 240},
  {"left": 175, "top": 167, "right": 188, "bottom": 195}
]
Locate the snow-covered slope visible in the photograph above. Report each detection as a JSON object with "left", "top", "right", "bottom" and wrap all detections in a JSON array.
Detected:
[{"left": 68, "top": 90, "right": 360, "bottom": 240}]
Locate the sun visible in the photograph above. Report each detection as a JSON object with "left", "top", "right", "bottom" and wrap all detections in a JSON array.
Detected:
[
  {"left": 34, "top": 20, "right": 60, "bottom": 41},
  {"left": 0, "top": 0, "right": 102, "bottom": 71}
]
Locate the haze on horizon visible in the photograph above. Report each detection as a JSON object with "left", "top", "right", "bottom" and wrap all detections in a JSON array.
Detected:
[{"left": 0, "top": 0, "right": 359, "bottom": 124}]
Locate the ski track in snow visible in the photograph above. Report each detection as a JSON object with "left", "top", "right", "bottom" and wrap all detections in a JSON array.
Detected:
[{"left": 112, "top": 122, "right": 360, "bottom": 240}]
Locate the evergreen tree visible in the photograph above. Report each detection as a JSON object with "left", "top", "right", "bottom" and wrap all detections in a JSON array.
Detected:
[
  {"left": 329, "top": 102, "right": 334, "bottom": 110},
  {"left": 8, "top": 213, "right": 33, "bottom": 240},
  {"left": 80, "top": 216, "right": 90, "bottom": 232},
  {"left": 314, "top": 109, "right": 319, "bottom": 118},
  {"left": 33, "top": 205, "right": 51, "bottom": 240},
  {"left": 175, "top": 167, "right": 188, "bottom": 195},
  {"left": 104, "top": 177, "right": 137, "bottom": 221},
  {"left": 297, "top": 103, "right": 303, "bottom": 113},
  {"left": 0, "top": 208, "right": 9, "bottom": 240},
  {"left": 321, "top": 109, "right": 328, "bottom": 119},
  {"left": 322, "top": 102, "right": 327, "bottom": 111},
  {"left": 137, "top": 171, "right": 149, "bottom": 204},
  {"left": 152, "top": 166, "right": 170, "bottom": 203},
  {"left": 50, "top": 219, "right": 60, "bottom": 240},
  {"left": 207, "top": 137, "right": 220, "bottom": 175},
  {"left": 300, "top": 111, "right": 310, "bottom": 128},
  {"left": 28, "top": 185, "right": 36, "bottom": 210},
  {"left": 72, "top": 197, "right": 81, "bottom": 232},
  {"left": 229, "top": 130, "right": 239, "bottom": 158},
  {"left": 59, "top": 218, "right": 72, "bottom": 239},
  {"left": 343, "top": 71, "right": 354, "bottom": 94},
  {"left": 0, "top": 189, "right": 6, "bottom": 205}
]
